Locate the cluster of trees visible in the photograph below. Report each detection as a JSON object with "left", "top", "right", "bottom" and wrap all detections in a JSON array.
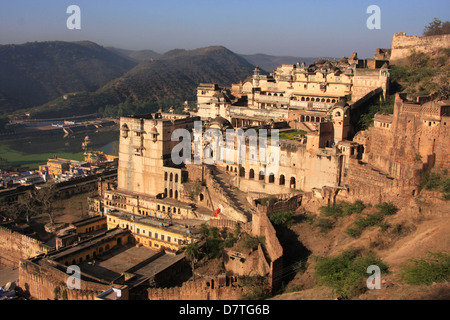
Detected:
[
  {"left": 423, "top": 18, "right": 450, "bottom": 36},
  {"left": 1, "top": 184, "right": 59, "bottom": 225},
  {"left": 99, "top": 97, "right": 186, "bottom": 118}
]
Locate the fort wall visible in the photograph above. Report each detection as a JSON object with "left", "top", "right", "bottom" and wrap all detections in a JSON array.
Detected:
[
  {"left": 19, "top": 258, "right": 113, "bottom": 300},
  {"left": 390, "top": 32, "right": 450, "bottom": 63},
  {"left": 147, "top": 275, "right": 244, "bottom": 300},
  {"left": 0, "top": 225, "right": 51, "bottom": 267}
]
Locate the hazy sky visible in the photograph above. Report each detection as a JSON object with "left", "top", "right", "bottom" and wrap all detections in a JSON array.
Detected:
[{"left": 1, "top": 0, "right": 449, "bottom": 58}]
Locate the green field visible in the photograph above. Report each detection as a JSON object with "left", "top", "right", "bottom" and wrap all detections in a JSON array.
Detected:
[
  {"left": 0, "top": 129, "right": 118, "bottom": 170},
  {"left": 278, "top": 130, "right": 308, "bottom": 141},
  {"left": 0, "top": 143, "right": 84, "bottom": 170}
]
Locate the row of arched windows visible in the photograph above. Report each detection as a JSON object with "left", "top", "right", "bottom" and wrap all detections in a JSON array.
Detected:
[
  {"left": 226, "top": 166, "right": 296, "bottom": 189},
  {"left": 164, "top": 188, "right": 179, "bottom": 199},
  {"left": 164, "top": 172, "right": 179, "bottom": 183}
]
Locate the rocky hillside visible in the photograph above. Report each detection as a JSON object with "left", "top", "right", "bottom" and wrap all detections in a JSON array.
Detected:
[{"left": 270, "top": 192, "right": 450, "bottom": 300}]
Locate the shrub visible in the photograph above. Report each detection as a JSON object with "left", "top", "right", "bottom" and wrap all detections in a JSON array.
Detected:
[
  {"left": 319, "top": 200, "right": 366, "bottom": 219},
  {"left": 314, "top": 249, "right": 388, "bottom": 299},
  {"left": 421, "top": 171, "right": 442, "bottom": 190},
  {"left": 241, "top": 234, "right": 265, "bottom": 251},
  {"left": 375, "top": 202, "right": 398, "bottom": 216},
  {"left": 259, "top": 195, "right": 277, "bottom": 206},
  {"left": 401, "top": 251, "right": 450, "bottom": 285},
  {"left": 319, "top": 204, "right": 343, "bottom": 218},
  {"left": 315, "top": 218, "right": 335, "bottom": 233},
  {"left": 238, "top": 275, "right": 271, "bottom": 300},
  {"left": 343, "top": 200, "right": 366, "bottom": 215},
  {"left": 269, "top": 210, "right": 294, "bottom": 226},
  {"left": 345, "top": 212, "right": 385, "bottom": 238}
]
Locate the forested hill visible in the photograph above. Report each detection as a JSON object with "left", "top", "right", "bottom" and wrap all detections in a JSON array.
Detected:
[
  {"left": 28, "top": 45, "right": 258, "bottom": 118},
  {"left": 0, "top": 41, "right": 137, "bottom": 113},
  {"left": 101, "top": 46, "right": 257, "bottom": 101}
]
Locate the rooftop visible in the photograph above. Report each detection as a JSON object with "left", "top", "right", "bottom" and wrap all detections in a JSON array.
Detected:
[{"left": 106, "top": 210, "right": 201, "bottom": 238}]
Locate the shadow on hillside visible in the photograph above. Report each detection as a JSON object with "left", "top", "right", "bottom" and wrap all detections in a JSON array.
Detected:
[{"left": 273, "top": 221, "right": 311, "bottom": 286}]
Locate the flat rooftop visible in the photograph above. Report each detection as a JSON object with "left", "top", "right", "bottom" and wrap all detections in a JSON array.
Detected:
[
  {"left": 79, "top": 244, "right": 186, "bottom": 288},
  {"left": 107, "top": 210, "right": 201, "bottom": 238},
  {"left": 79, "top": 244, "right": 158, "bottom": 283}
]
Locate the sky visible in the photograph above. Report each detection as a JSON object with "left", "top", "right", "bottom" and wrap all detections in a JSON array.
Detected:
[{"left": 0, "top": 0, "right": 449, "bottom": 58}]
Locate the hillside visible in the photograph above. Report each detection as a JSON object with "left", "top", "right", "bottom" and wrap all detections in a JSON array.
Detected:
[
  {"left": 106, "top": 47, "right": 161, "bottom": 62},
  {"left": 241, "top": 54, "right": 336, "bottom": 73},
  {"left": 0, "top": 41, "right": 137, "bottom": 113},
  {"left": 106, "top": 46, "right": 257, "bottom": 101},
  {"left": 29, "top": 45, "right": 257, "bottom": 118},
  {"left": 270, "top": 193, "right": 450, "bottom": 300}
]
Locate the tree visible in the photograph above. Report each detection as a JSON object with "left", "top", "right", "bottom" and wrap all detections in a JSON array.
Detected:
[
  {"left": 184, "top": 242, "right": 200, "bottom": 279},
  {"left": 423, "top": 18, "right": 450, "bottom": 36},
  {"left": 28, "top": 184, "right": 59, "bottom": 226}
]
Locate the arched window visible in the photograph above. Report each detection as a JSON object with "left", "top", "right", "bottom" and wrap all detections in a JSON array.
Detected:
[
  {"left": 269, "top": 173, "right": 275, "bottom": 183},
  {"left": 239, "top": 167, "right": 245, "bottom": 177},
  {"left": 175, "top": 174, "right": 178, "bottom": 183},
  {"left": 290, "top": 177, "right": 296, "bottom": 189},
  {"left": 279, "top": 175, "right": 285, "bottom": 185},
  {"left": 259, "top": 171, "right": 265, "bottom": 181},
  {"left": 170, "top": 173, "right": 173, "bottom": 182},
  {"left": 175, "top": 190, "right": 178, "bottom": 199},
  {"left": 164, "top": 172, "right": 168, "bottom": 181},
  {"left": 249, "top": 169, "right": 255, "bottom": 179}
]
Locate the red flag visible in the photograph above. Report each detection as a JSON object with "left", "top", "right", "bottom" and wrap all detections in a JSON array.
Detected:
[{"left": 214, "top": 208, "right": 221, "bottom": 217}]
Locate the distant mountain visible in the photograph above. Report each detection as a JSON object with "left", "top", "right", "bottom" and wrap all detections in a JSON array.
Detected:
[
  {"left": 29, "top": 45, "right": 258, "bottom": 118},
  {"left": 106, "top": 47, "right": 161, "bottom": 62},
  {"left": 0, "top": 41, "right": 137, "bottom": 113},
  {"left": 240, "top": 53, "right": 337, "bottom": 72},
  {"left": 104, "top": 46, "right": 257, "bottom": 101}
]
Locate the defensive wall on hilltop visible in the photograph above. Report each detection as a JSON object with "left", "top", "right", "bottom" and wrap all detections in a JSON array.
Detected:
[{"left": 390, "top": 32, "right": 450, "bottom": 63}]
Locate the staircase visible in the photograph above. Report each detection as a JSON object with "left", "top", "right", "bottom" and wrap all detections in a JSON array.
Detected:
[{"left": 206, "top": 165, "right": 255, "bottom": 221}]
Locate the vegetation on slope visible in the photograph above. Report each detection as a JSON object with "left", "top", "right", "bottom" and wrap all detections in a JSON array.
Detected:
[
  {"left": 401, "top": 251, "right": 450, "bottom": 285},
  {"left": 0, "top": 41, "right": 137, "bottom": 113},
  {"left": 27, "top": 45, "right": 257, "bottom": 119},
  {"left": 314, "top": 248, "right": 388, "bottom": 299}
]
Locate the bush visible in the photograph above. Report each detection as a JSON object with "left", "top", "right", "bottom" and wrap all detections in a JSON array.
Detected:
[
  {"left": 240, "top": 234, "right": 265, "bottom": 251},
  {"left": 420, "top": 171, "right": 450, "bottom": 200},
  {"left": 319, "top": 204, "right": 343, "bottom": 218},
  {"left": 345, "top": 212, "right": 384, "bottom": 238},
  {"left": 345, "top": 202, "right": 398, "bottom": 238},
  {"left": 315, "top": 218, "right": 335, "bottom": 233},
  {"left": 319, "top": 200, "right": 366, "bottom": 219},
  {"left": 401, "top": 251, "right": 450, "bottom": 285},
  {"left": 343, "top": 200, "right": 366, "bottom": 215},
  {"left": 269, "top": 210, "right": 294, "bottom": 226},
  {"left": 375, "top": 202, "right": 398, "bottom": 216},
  {"left": 314, "top": 249, "right": 388, "bottom": 299}
]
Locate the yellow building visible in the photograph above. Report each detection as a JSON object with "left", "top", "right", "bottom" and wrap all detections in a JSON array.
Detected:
[
  {"left": 105, "top": 210, "right": 199, "bottom": 253},
  {"left": 46, "top": 157, "right": 70, "bottom": 175},
  {"left": 70, "top": 215, "right": 107, "bottom": 235}
]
